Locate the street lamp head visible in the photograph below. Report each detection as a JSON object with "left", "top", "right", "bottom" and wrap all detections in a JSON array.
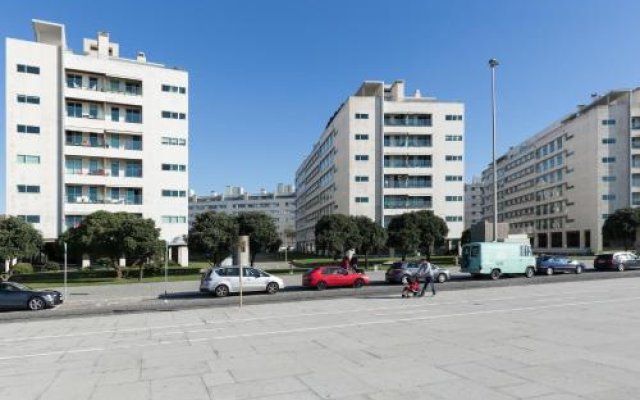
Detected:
[{"left": 489, "top": 58, "right": 499, "bottom": 68}]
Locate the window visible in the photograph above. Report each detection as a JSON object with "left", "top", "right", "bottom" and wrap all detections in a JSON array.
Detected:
[
  {"left": 111, "top": 160, "right": 120, "bottom": 177},
  {"left": 445, "top": 196, "right": 463, "bottom": 201},
  {"left": 602, "top": 157, "right": 616, "bottom": 163},
  {"left": 110, "top": 134, "right": 120, "bottom": 149},
  {"left": 445, "top": 135, "right": 463, "bottom": 141},
  {"left": 162, "top": 190, "right": 187, "bottom": 197},
  {"left": 67, "top": 102, "right": 83, "bottom": 118},
  {"left": 162, "top": 216, "right": 187, "bottom": 223},
  {"left": 109, "top": 79, "right": 120, "bottom": 92},
  {"left": 17, "top": 185, "right": 40, "bottom": 193},
  {"left": 111, "top": 107, "right": 120, "bottom": 122},
  {"left": 445, "top": 216, "right": 463, "bottom": 222},
  {"left": 355, "top": 197, "right": 369, "bottom": 203},
  {"left": 18, "top": 215, "right": 40, "bottom": 224},
  {"left": 445, "top": 155, "right": 463, "bottom": 161},
  {"left": 355, "top": 155, "right": 369, "bottom": 161},
  {"left": 161, "top": 136, "right": 187, "bottom": 146},
  {"left": 17, "top": 64, "right": 40, "bottom": 74},
  {"left": 125, "top": 109, "right": 141, "bottom": 123},
  {"left": 566, "top": 231, "right": 580, "bottom": 248},
  {"left": 355, "top": 134, "right": 369, "bottom": 140},
  {"left": 584, "top": 230, "right": 591, "bottom": 248},
  {"left": 125, "top": 161, "right": 143, "bottom": 177},
  {"left": 66, "top": 74, "right": 82, "bottom": 88},
  {"left": 445, "top": 175, "right": 463, "bottom": 182},
  {"left": 65, "top": 158, "right": 82, "bottom": 174},
  {"left": 355, "top": 113, "right": 369, "bottom": 119},
  {"left": 88, "top": 77, "right": 98, "bottom": 90},
  {"left": 384, "top": 113, "right": 432, "bottom": 127},
  {"left": 162, "top": 111, "right": 186, "bottom": 120},
  {"left": 602, "top": 119, "right": 616, "bottom": 126},
  {"left": 445, "top": 115, "right": 463, "bottom": 121},
  {"left": 355, "top": 176, "right": 369, "bottom": 182},
  {"left": 602, "top": 138, "right": 616, "bottom": 144},
  {"left": 65, "top": 215, "right": 83, "bottom": 229},
  {"left": 16, "top": 154, "right": 40, "bottom": 164},
  {"left": 17, "top": 124, "right": 40, "bottom": 134},
  {"left": 602, "top": 194, "right": 616, "bottom": 201},
  {"left": 538, "top": 233, "right": 548, "bottom": 248},
  {"left": 125, "top": 82, "right": 141, "bottom": 95},
  {"left": 162, "top": 84, "right": 187, "bottom": 94},
  {"left": 17, "top": 94, "right": 40, "bottom": 104},
  {"left": 161, "top": 163, "right": 187, "bottom": 172},
  {"left": 88, "top": 103, "right": 99, "bottom": 119},
  {"left": 551, "top": 232, "right": 563, "bottom": 248},
  {"left": 602, "top": 176, "right": 616, "bottom": 182},
  {"left": 126, "top": 136, "right": 142, "bottom": 150}
]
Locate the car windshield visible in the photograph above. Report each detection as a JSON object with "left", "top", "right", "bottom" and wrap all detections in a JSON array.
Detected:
[
  {"left": 8, "top": 282, "right": 31, "bottom": 291},
  {"left": 391, "top": 262, "right": 404, "bottom": 269}
]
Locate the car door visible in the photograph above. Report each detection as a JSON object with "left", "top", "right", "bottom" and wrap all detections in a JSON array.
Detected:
[
  {"left": 0, "top": 283, "right": 22, "bottom": 309},
  {"left": 320, "top": 267, "right": 337, "bottom": 287},
  {"left": 243, "top": 268, "right": 262, "bottom": 292},
  {"left": 224, "top": 267, "right": 241, "bottom": 292}
]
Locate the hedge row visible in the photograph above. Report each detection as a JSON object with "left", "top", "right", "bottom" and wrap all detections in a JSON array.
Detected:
[{"left": 291, "top": 255, "right": 457, "bottom": 269}]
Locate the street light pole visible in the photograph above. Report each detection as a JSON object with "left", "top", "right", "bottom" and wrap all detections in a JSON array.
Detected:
[
  {"left": 63, "top": 242, "right": 68, "bottom": 301},
  {"left": 164, "top": 241, "right": 168, "bottom": 302},
  {"left": 489, "top": 58, "right": 500, "bottom": 242}
]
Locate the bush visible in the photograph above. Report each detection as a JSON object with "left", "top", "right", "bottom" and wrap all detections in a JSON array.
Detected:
[
  {"left": 43, "top": 262, "right": 61, "bottom": 271},
  {"left": 12, "top": 263, "right": 34, "bottom": 274}
]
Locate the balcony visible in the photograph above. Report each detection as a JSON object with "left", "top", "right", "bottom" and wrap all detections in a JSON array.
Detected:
[
  {"left": 383, "top": 195, "right": 432, "bottom": 210},
  {"left": 384, "top": 114, "right": 432, "bottom": 127}
]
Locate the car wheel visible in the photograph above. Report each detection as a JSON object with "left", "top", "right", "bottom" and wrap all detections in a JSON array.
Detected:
[
  {"left": 316, "top": 281, "right": 327, "bottom": 291},
  {"left": 490, "top": 269, "right": 501, "bottom": 280},
  {"left": 575, "top": 265, "right": 583, "bottom": 274},
  {"left": 617, "top": 263, "right": 625, "bottom": 272},
  {"left": 266, "top": 282, "right": 279, "bottom": 294},
  {"left": 353, "top": 278, "right": 365, "bottom": 289},
  {"left": 437, "top": 273, "right": 447, "bottom": 283},
  {"left": 546, "top": 267, "right": 554, "bottom": 276},
  {"left": 28, "top": 297, "right": 46, "bottom": 311},
  {"left": 525, "top": 267, "right": 535, "bottom": 278},
  {"left": 214, "top": 285, "right": 229, "bottom": 297}
]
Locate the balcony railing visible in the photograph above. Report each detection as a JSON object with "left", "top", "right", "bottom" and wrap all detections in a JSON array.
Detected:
[
  {"left": 66, "top": 82, "right": 142, "bottom": 96},
  {"left": 66, "top": 195, "right": 143, "bottom": 205}
]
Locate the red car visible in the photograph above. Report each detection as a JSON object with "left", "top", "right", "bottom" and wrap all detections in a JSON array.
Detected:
[{"left": 302, "top": 266, "right": 369, "bottom": 290}]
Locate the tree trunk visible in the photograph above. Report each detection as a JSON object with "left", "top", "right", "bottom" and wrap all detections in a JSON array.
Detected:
[
  {"left": 113, "top": 260, "right": 123, "bottom": 279},
  {"left": 138, "top": 264, "right": 144, "bottom": 281},
  {"left": 250, "top": 251, "right": 256, "bottom": 266},
  {"left": 364, "top": 252, "right": 369, "bottom": 269}
]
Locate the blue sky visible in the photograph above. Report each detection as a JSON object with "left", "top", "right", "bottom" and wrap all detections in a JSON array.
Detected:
[{"left": 2, "top": 0, "right": 640, "bottom": 212}]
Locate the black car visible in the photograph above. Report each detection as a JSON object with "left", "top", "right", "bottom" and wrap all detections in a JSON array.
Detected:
[
  {"left": 0, "top": 282, "right": 63, "bottom": 311},
  {"left": 594, "top": 252, "right": 640, "bottom": 272}
]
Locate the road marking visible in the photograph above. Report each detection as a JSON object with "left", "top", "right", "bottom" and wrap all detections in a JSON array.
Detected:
[{"left": 0, "top": 294, "right": 638, "bottom": 361}]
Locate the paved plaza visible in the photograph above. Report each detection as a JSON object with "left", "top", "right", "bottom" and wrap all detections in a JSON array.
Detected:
[{"left": 1, "top": 277, "right": 640, "bottom": 399}]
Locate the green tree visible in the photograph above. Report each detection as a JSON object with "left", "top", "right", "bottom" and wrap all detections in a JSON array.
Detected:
[
  {"left": 351, "top": 215, "right": 386, "bottom": 268},
  {"left": 62, "top": 211, "right": 162, "bottom": 278},
  {"left": 0, "top": 216, "right": 43, "bottom": 279},
  {"left": 237, "top": 212, "right": 280, "bottom": 265},
  {"left": 603, "top": 208, "right": 640, "bottom": 250},
  {"left": 461, "top": 228, "right": 471, "bottom": 245},
  {"left": 414, "top": 211, "right": 449, "bottom": 260},
  {"left": 386, "top": 213, "right": 421, "bottom": 260},
  {"left": 314, "top": 214, "right": 360, "bottom": 259},
  {"left": 188, "top": 212, "right": 238, "bottom": 266}
]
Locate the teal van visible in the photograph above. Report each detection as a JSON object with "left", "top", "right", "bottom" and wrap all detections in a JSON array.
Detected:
[{"left": 461, "top": 242, "right": 536, "bottom": 280}]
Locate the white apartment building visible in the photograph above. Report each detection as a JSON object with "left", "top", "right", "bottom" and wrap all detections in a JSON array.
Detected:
[
  {"left": 464, "top": 177, "right": 484, "bottom": 229},
  {"left": 481, "top": 89, "right": 640, "bottom": 253},
  {"left": 5, "top": 20, "right": 189, "bottom": 247},
  {"left": 189, "top": 184, "right": 296, "bottom": 246},
  {"left": 295, "top": 80, "right": 465, "bottom": 251}
]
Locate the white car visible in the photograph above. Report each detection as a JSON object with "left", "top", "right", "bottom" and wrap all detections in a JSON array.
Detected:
[{"left": 200, "top": 266, "right": 285, "bottom": 297}]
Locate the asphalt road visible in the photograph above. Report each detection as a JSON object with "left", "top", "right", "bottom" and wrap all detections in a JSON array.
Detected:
[{"left": 3, "top": 263, "right": 640, "bottom": 321}]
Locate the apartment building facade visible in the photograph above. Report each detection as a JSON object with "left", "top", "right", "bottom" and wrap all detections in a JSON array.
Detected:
[
  {"left": 480, "top": 89, "right": 640, "bottom": 253},
  {"left": 295, "top": 80, "right": 465, "bottom": 251},
  {"left": 5, "top": 20, "right": 189, "bottom": 246},
  {"left": 189, "top": 184, "right": 296, "bottom": 247},
  {"left": 464, "top": 177, "right": 484, "bottom": 229}
]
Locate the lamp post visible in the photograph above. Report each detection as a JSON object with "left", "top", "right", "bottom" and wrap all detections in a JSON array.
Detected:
[
  {"left": 489, "top": 58, "right": 499, "bottom": 242},
  {"left": 164, "top": 241, "right": 168, "bottom": 302},
  {"left": 63, "top": 242, "right": 68, "bottom": 301}
]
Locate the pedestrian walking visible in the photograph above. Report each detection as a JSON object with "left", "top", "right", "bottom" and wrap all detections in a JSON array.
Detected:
[
  {"left": 350, "top": 256, "right": 359, "bottom": 273},
  {"left": 417, "top": 259, "right": 436, "bottom": 297}
]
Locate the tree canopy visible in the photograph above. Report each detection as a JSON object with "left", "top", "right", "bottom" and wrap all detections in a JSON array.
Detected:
[
  {"left": 386, "top": 211, "right": 448, "bottom": 260},
  {"left": 237, "top": 212, "right": 280, "bottom": 265},
  {"left": 602, "top": 208, "right": 640, "bottom": 250},
  {"left": 0, "top": 216, "right": 43, "bottom": 277},
  {"left": 62, "top": 211, "right": 162, "bottom": 278},
  {"left": 314, "top": 214, "right": 360, "bottom": 258},
  {"left": 351, "top": 215, "right": 386, "bottom": 267},
  {"left": 188, "top": 211, "right": 238, "bottom": 265}
]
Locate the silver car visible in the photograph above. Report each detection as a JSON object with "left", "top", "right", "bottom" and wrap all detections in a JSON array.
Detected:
[
  {"left": 385, "top": 262, "right": 451, "bottom": 284},
  {"left": 200, "top": 266, "right": 285, "bottom": 297}
]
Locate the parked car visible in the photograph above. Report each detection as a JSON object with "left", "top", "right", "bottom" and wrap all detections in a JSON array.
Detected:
[
  {"left": 461, "top": 242, "right": 536, "bottom": 280},
  {"left": 594, "top": 252, "right": 640, "bottom": 272},
  {"left": 302, "top": 266, "right": 369, "bottom": 290},
  {"left": 200, "top": 266, "right": 285, "bottom": 297},
  {"left": 536, "top": 256, "right": 585, "bottom": 275},
  {"left": 0, "top": 282, "right": 63, "bottom": 311},
  {"left": 385, "top": 262, "right": 451, "bottom": 284}
]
